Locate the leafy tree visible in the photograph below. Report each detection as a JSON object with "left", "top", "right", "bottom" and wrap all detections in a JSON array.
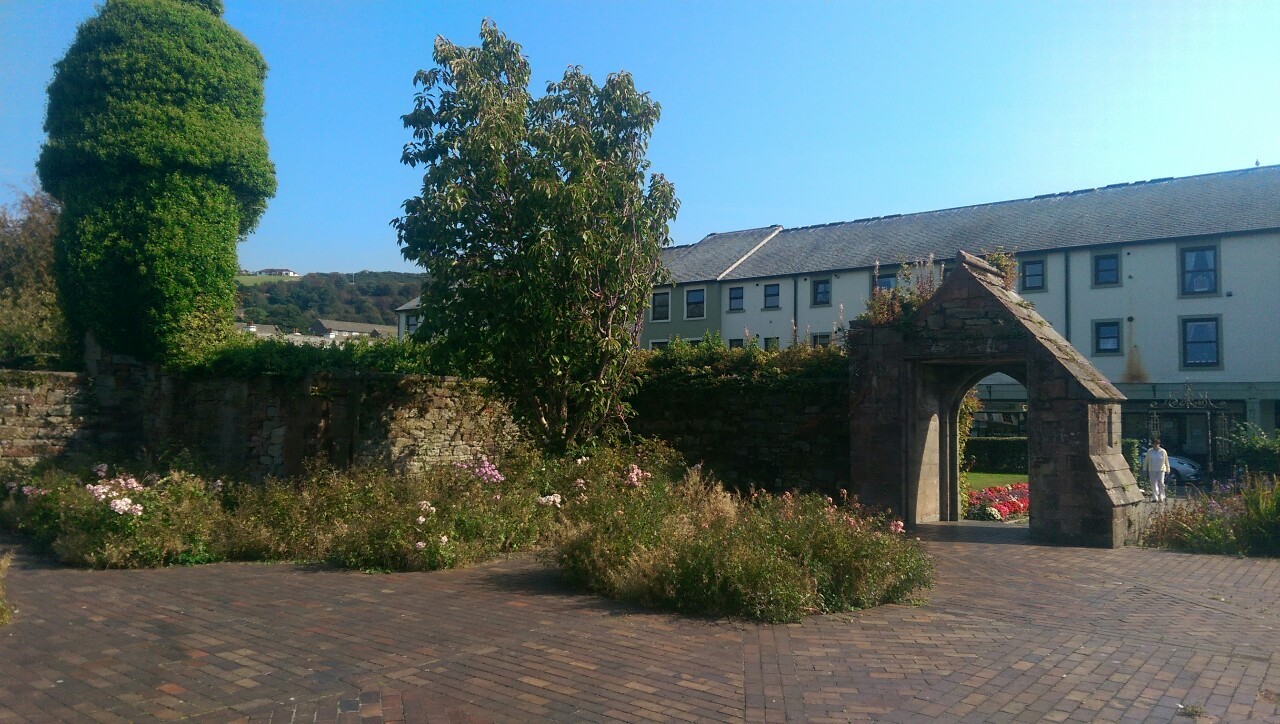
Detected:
[
  {"left": 394, "top": 22, "right": 678, "bottom": 452},
  {"left": 0, "top": 189, "right": 73, "bottom": 367},
  {"left": 37, "top": 0, "right": 276, "bottom": 363}
]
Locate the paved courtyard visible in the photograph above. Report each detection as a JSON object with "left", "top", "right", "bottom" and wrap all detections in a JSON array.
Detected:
[{"left": 2, "top": 523, "right": 1279, "bottom": 723}]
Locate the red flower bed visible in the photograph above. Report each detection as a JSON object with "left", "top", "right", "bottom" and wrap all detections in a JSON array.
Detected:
[{"left": 965, "top": 482, "right": 1029, "bottom": 521}]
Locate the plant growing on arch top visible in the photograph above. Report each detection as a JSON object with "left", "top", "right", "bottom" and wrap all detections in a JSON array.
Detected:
[{"left": 393, "top": 21, "right": 679, "bottom": 452}]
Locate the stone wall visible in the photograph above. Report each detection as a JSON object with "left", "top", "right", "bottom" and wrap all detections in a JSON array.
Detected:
[
  {"left": 0, "top": 370, "right": 103, "bottom": 467},
  {"left": 627, "top": 380, "right": 849, "bottom": 493},
  {"left": 0, "top": 345, "right": 515, "bottom": 480}
]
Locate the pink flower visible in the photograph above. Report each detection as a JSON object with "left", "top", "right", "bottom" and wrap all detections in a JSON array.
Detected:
[
  {"left": 624, "top": 464, "right": 651, "bottom": 488},
  {"left": 92, "top": 463, "right": 109, "bottom": 478},
  {"left": 889, "top": 520, "right": 905, "bottom": 534},
  {"left": 415, "top": 541, "right": 426, "bottom": 550}
]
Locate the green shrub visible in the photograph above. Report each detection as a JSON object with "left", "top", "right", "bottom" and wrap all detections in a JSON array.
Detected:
[
  {"left": 1144, "top": 475, "right": 1280, "bottom": 556},
  {"left": 1232, "top": 424, "right": 1280, "bottom": 474},
  {"left": 554, "top": 463, "right": 932, "bottom": 623},
  {"left": 1122, "top": 438, "right": 1141, "bottom": 473},
  {"left": 965, "top": 437, "right": 1027, "bottom": 473},
  {"left": 180, "top": 335, "right": 433, "bottom": 379}
]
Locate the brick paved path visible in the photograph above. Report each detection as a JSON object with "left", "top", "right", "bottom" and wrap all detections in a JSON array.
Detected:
[{"left": 2, "top": 523, "right": 1279, "bottom": 722}]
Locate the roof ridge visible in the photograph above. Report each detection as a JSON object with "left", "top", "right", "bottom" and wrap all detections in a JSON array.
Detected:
[{"left": 776, "top": 164, "right": 1278, "bottom": 235}]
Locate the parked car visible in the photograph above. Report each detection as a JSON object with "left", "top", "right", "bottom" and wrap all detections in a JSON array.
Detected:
[{"left": 1137, "top": 449, "right": 1203, "bottom": 485}]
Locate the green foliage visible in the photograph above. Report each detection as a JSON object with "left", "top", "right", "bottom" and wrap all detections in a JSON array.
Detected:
[
  {"left": 394, "top": 21, "right": 679, "bottom": 452},
  {"left": 178, "top": 335, "right": 433, "bottom": 379},
  {"left": 637, "top": 335, "right": 847, "bottom": 391},
  {"left": 956, "top": 389, "right": 981, "bottom": 496},
  {"left": 965, "top": 437, "right": 1028, "bottom": 474},
  {"left": 555, "top": 466, "right": 932, "bottom": 623},
  {"left": 858, "top": 257, "right": 942, "bottom": 326},
  {"left": 0, "top": 189, "right": 74, "bottom": 368},
  {"left": 1122, "top": 438, "right": 1142, "bottom": 473},
  {"left": 0, "top": 552, "right": 12, "bottom": 626},
  {"left": 1, "top": 442, "right": 933, "bottom": 622},
  {"left": 38, "top": 0, "right": 276, "bottom": 363},
  {"left": 1232, "top": 424, "right": 1280, "bottom": 474},
  {"left": 1144, "top": 475, "right": 1280, "bottom": 556},
  {"left": 237, "top": 271, "right": 425, "bottom": 331},
  {"left": 982, "top": 247, "right": 1018, "bottom": 291}
]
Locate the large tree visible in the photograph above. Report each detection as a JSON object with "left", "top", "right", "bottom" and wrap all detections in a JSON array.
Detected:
[
  {"left": 38, "top": 0, "right": 276, "bottom": 363},
  {"left": 0, "top": 189, "right": 72, "bottom": 367},
  {"left": 394, "top": 21, "right": 678, "bottom": 452}
]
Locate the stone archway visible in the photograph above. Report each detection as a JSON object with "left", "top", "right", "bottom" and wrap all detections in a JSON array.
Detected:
[{"left": 848, "top": 252, "right": 1144, "bottom": 547}]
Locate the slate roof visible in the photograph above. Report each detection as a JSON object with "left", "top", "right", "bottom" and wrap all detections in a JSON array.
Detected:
[
  {"left": 663, "top": 225, "right": 781, "bottom": 283},
  {"left": 396, "top": 296, "right": 421, "bottom": 312},
  {"left": 315, "top": 319, "right": 398, "bottom": 337},
  {"left": 663, "top": 165, "right": 1280, "bottom": 282}
]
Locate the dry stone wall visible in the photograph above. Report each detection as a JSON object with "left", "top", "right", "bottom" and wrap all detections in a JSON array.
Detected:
[{"left": 0, "top": 344, "right": 515, "bottom": 480}]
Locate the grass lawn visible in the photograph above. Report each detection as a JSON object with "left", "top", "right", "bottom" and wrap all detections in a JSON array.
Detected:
[
  {"left": 967, "top": 472, "right": 1027, "bottom": 487},
  {"left": 236, "top": 274, "right": 300, "bottom": 286}
]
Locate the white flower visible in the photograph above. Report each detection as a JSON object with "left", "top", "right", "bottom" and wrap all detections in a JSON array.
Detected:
[
  {"left": 439, "top": 535, "right": 449, "bottom": 545},
  {"left": 415, "top": 541, "right": 426, "bottom": 550},
  {"left": 416, "top": 516, "right": 427, "bottom": 525}
]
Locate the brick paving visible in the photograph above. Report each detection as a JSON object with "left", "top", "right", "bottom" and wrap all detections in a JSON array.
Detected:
[{"left": 2, "top": 523, "right": 1279, "bottom": 722}]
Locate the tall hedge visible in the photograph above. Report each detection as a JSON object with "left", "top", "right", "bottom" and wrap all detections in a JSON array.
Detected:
[
  {"left": 965, "top": 436, "right": 1028, "bottom": 474},
  {"left": 37, "top": 0, "right": 275, "bottom": 363}
]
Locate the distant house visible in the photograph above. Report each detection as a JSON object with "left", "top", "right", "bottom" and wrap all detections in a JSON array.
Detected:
[
  {"left": 256, "top": 268, "right": 300, "bottom": 277},
  {"left": 396, "top": 297, "right": 421, "bottom": 340},
  {"left": 309, "top": 319, "right": 397, "bottom": 341}
]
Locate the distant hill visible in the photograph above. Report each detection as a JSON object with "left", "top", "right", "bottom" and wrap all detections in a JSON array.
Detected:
[{"left": 237, "top": 271, "right": 424, "bottom": 332}]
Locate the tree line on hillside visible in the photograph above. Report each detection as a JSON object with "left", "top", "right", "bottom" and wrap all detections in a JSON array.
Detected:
[{"left": 237, "top": 272, "right": 424, "bottom": 331}]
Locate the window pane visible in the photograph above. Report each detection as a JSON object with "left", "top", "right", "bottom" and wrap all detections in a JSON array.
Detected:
[
  {"left": 728, "top": 286, "right": 744, "bottom": 311},
  {"left": 764, "top": 337, "right": 779, "bottom": 351},
  {"left": 1181, "top": 248, "right": 1217, "bottom": 294},
  {"left": 1095, "top": 322, "right": 1119, "bottom": 352},
  {"left": 876, "top": 273, "right": 897, "bottom": 290},
  {"left": 686, "top": 289, "right": 704, "bottom": 318},
  {"left": 1022, "top": 260, "right": 1044, "bottom": 290},
  {"left": 812, "top": 279, "right": 831, "bottom": 305},
  {"left": 764, "top": 284, "right": 780, "bottom": 308},
  {"left": 728, "top": 338, "right": 744, "bottom": 349},
  {"left": 1182, "top": 319, "right": 1219, "bottom": 366},
  {"left": 1093, "top": 255, "right": 1119, "bottom": 285},
  {"left": 652, "top": 292, "right": 669, "bottom": 321}
]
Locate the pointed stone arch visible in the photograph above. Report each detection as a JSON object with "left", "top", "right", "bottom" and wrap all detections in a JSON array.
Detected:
[{"left": 848, "top": 251, "right": 1144, "bottom": 547}]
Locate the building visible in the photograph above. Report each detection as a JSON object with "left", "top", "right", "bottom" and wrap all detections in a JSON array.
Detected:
[
  {"left": 396, "top": 297, "right": 422, "bottom": 340},
  {"left": 255, "top": 268, "right": 300, "bottom": 277},
  {"left": 641, "top": 165, "right": 1280, "bottom": 461},
  {"left": 309, "top": 319, "right": 397, "bottom": 341}
]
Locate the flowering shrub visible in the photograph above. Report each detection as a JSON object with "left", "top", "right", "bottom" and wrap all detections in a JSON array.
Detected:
[
  {"left": 1145, "top": 475, "right": 1280, "bottom": 556},
  {"left": 1, "top": 442, "right": 936, "bottom": 622},
  {"left": 0, "top": 552, "right": 13, "bottom": 625},
  {"left": 965, "top": 483, "right": 1029, "bottom": 521}
]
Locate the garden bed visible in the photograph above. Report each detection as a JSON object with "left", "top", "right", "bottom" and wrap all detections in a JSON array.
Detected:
[
  {"left": 0, "top": 444, "right": 932, "bottom": 623},
  {"left": 965, "top": 482, "right": 1029, "bottom": 522}
]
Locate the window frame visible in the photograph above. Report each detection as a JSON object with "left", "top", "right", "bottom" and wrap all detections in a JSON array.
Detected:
[
  {"left": 1091, "top": 319, "right": 1122, "bottom": 356},
  {"left": 1020, "top": 258, "right": 1047, "bottom": 293},
  {"left": 811, "top": 332, "right": 831, "bottom": 347},
  {"left": 727, "top": 286, "right": 744, "bottom": 312},
  {"left": 763, "top": 283, "right": 781, "bottom": 310},
  {"left": 683, "top": 287, "right": 706, "bottom": 320},
  {"left": 1091, "top": 252, "right": 1121, "bottom": 288},
  {"left": 763, "top": 336, "right": 780, "bottom": 351},
  {"left": 649, "top": 339, "right": 669, "bottom": 351},
  {"left": 1180, "top": 315, "right": 1222, "bottom": 370},
  {"left": 728, "top": 338, "right": 744, "bottom": 349},
  {"left": 1179, "top": 242, "right": 1220, "bottom": 297},
  {"left": 650, "top": 290, "right": 670, "bottom": 323},
  {"left": 811, "top": 277, "right": 831, "bottom": 307}
]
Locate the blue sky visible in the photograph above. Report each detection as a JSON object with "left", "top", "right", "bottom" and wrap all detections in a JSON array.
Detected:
[{"left": 3, "top": 1, "right": 1279, "bottom": 273}]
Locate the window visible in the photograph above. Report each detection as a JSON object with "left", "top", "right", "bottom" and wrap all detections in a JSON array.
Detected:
[
  {"left": 1092, "top": 253, "right": 1120, "bottom": 286},
  {"left": 763, "top": 337, "right": 780, "bottom": 351},
  {"left": 811, "top": 333, "right": 831, "bottom": 347},
  {"left": 1180, "top": 245, "right": 1218, "bottom": 296},
  {"left": 1181, "top": 316, "right": 1221, "bottom": 368},
  {"left": 650, "top": 340, "right": 669, "bottom": 351},
  {"left": 1020, "top": 259, "right": 1045, "bottom": 292},
  {"left": 728, "top": 286, "right": 744, "bottom": 312},
  {"left": 1092, "top": 320, "right": 1121, "bottom": 355},
  {"left": 685, "top": 288, "right": 705, "bottom": 319},
  {"left": 875, "top": 271, "right": 897, "bottom": 290},
  {"left": 651, "top": 291, "right": 669, "bottom": 322},
  {"left": 728, "top": 338, "right": 744, "bottom": 349},
  {"left": 811, "top": 278, "right": 831, "bottom": 306},
  {"left": 405, "top": 316, "right": 419, "bottom": 337},
  {"left": 763, "top": 283, "right": 780, "bottom": 309}
]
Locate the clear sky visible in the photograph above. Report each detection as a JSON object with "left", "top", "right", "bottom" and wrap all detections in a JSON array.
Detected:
[{"left": 3, "top": 1, "right": 1279, "bottom": 274}]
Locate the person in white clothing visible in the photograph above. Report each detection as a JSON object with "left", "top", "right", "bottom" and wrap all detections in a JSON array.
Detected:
[{"left": 1144, "top": 439, "right": 1171, "bottom": 502}]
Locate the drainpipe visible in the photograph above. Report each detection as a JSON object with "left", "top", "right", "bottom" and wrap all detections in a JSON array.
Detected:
[{"left": 1062, "top": 249, "right": 1071, "bottom": 342}]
